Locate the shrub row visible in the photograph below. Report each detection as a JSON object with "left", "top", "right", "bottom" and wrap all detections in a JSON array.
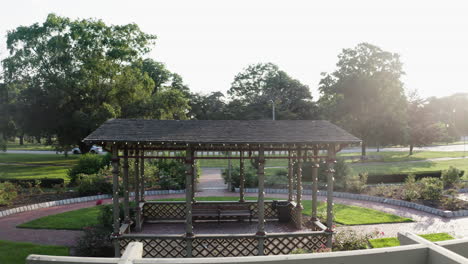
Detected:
[
  {"left": 367, "top": 170, "right": 464, "bottom": 184},
  {"left": 0, "top": 178, "right": 64, "bottom": 188}
]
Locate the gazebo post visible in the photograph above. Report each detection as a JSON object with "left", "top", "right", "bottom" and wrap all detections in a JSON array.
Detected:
[
  {"left": 111, "top": 145, "right": 121, "bottom": 257},
  {"left": 256, "top": 146, "right": 266, "bottom": 256},
  {"left": 239, "top": 150, "right": 245, "bottom": 202},
  {"left": 134, "top": 149, "right": 141, "bottom": 232},
  {"left": 185, "top": 147, "right": 194, "bottom": 238},
  {"left": 295, "top": 147, "right": 303, "bottom": 229},
  {"left": 311, "top": 148, "right": 319, "bottom": 221},
  {"left": 192, "top": 152, "right": 196, "bottom": 203},
  {"left": 122, "top": 147, "right": 130, "bottom": 224},
  {"left": 140, "top": 148, "right": 145, "bottom": 202},
  {"left": 287, "top": 149, "right": 293, "bottom": 202},
  {"left": 326, "top": 144, "right": 336, "bottom": 248}
]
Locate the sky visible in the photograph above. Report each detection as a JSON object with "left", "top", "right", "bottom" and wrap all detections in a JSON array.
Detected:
[{"left": 0, "top": 0, "right": 467, "bottom": 100}]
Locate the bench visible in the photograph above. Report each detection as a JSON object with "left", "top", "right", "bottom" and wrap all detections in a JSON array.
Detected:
[{"left": 191, "top": 204, "right": 253, "bottom": 223}]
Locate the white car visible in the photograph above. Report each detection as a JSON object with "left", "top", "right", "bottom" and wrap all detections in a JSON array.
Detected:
[{"left": 71, "top": 145, "right": 103, "bottom": 154}]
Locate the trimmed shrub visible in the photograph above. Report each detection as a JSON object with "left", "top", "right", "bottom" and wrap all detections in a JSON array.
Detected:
[
  {"left": 68, "top": 153, "right": 111, "bottom": 184},
  {"left": 402, "top": 174, "right": 420, "bottom": 201},
  {"left": 333, "top": 229, "right": 381, "bottom": 251},
  {"left": 441, "top": 167, "right": 462, "bottom": 188},
  {"left": 222, "top": 166, "right": 258, "bottom": 189},
  {"left": 0, "top": 178, "right": 64, "bottom": 188},
  {"left": 419, "top": 177, "right": 443, "bottom": 201},
  {"left": 345, "top": 172, "right": 368, "bottom": 193},
  {"left": 77, "top": 172, "right": 113, "bottom": 196},
  {"left": 75, "top": 226, "right": 114, "bottom": 257},
  {"left": 152, "top": 159, "right": 200, "bottom": 190},
  {"left": 0, "top": 181, "right": 18, "bottom": 205}
]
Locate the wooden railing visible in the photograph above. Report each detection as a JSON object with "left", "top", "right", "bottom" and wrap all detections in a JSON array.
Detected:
[
  {"left": 116, "top": 231, "right": 331, "bottom": 258},
  {"left": 142, "top": 201, "right": 280, "bottom": 221}
]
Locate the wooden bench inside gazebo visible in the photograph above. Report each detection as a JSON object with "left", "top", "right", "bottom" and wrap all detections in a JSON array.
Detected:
[{"left": 83, "top": 119, "right": 361, "bottom": 258}]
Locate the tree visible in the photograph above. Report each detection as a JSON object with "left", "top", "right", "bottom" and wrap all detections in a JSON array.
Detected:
[
  {"left": 406, "top": 90, "right": 447, "bottom": 155},
  {"left": 228, "top": 63, "right": 317, "bottom": 120},
  {"left": 318, "top": 43, "right": 407, "bottom": 157},
  {"left": 2, "top": 14, "right": 156, "bottom": 153},
  {"left": 189, "top": 92, "right": 227, "bottom": 120}
]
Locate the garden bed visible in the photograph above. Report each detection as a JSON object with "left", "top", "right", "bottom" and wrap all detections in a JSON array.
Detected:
[{"left": 0, "top": 191, "right": 79, "bottom": 210}]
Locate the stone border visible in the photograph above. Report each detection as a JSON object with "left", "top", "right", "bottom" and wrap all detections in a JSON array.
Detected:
[
  {"left": 235, "top": 188, "right": 468, "bottom": 218},
  {"left": 0, "top": 189, "right": 185, "bottom": 219}
]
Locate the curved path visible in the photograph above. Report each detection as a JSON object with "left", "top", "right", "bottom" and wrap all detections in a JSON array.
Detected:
[{"left": 1, "top": 169, "right": 467, "bottom": 248}]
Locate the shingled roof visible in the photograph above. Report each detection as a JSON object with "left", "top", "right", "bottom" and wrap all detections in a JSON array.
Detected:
[{"left": 83, "top": 119, "right": 360, "bottom": 145}]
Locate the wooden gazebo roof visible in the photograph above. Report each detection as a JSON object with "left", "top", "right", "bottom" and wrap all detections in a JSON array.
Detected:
[{"left": 83, "top": 119, "right": 361, "bottom": 146}]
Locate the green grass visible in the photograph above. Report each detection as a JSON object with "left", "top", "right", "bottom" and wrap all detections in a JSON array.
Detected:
[
  {"left": 17, "top": 206, "right": 102, "bottom": 230},
  {"left": 341, "top": 151, "right": 467, "bottom": 163},
  {"left": 0, "top": 240, "right": 69, "bottom": 264},
  {"left": 0, "top": 165, "right": 71, "bottom": 180},
  {"left": 0, "top": 153, "right": 78, "bottom": 165},
  {"left": 18, "top": 197, "right": 412, "bottom": 230},
  {"left": 6, "top": 141, "right": 54, "bottom": 151},
  {"left": 369, "top": 233, "right": 454, "bottom": 248}
]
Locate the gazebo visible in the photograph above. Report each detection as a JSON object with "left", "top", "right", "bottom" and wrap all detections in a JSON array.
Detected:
[{"left": 83, "top": 119, "right": 361, "bottom": 258}]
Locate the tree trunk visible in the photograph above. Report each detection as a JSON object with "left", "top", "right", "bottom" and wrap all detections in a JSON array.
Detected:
[
  {"left": 361, "top": 142, "right": 367, "bottom": 160},
  {"left": 409, "top": 144, "right": 414, "bottom": 155},
  {"left": 78, "top": 141, "right": 89, "bottom": 154},
  {"left": 19, "top": 134, "right": 24, "bottom": 145},
  {"left": 35, "top": 136, "right": 41, "bottom": 144},
  {"left": 376, "top": 144, "right": 380, "bottom": 152}
]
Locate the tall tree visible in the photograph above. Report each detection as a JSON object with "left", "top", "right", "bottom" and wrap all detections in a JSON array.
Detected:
[
  {"left": 318, "top": 43, "right": 407, "bottom": 157},
  {"left": 189, "top": 91, "right": 227, "bottom": 120},
  {"left": 406, "top": 90, "right": 447, "bottom": 155},
  {"left": 2, "top": 14, "right": 156, "bottom": 152},
  {"left": 228, "top": 63, "right": 317, "bottom": 120}
]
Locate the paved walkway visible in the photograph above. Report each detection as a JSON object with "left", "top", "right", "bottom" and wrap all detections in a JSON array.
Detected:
[{"left": 1, "top": 168, "right": 467, "bottom": 249}]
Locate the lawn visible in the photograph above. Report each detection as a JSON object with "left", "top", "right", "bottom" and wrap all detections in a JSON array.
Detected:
[
  {"left": 18, "top": 197, "right": 411, "bottom": 230},
  {"left": 6, "top": 141, "right": 54, "bottom": 151},
  {"left": 17, "top": 205, "right": 102, "bottom": 230},
  {"left": 0, "top": 153, "right": 78, "bottom": 165},
  {"left": 369, "top": 233, "right": 454, "bottom": 248},
  {"left": 0, "top": 153, "right": 78, "bottom": 181},
  {"left": 0, "top": 240, "right": 69, "bottom": 264},
  {"left": 341, "top": 151, "right": 467, "bottom": 163}
]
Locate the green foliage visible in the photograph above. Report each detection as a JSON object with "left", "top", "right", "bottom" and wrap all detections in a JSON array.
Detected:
[
  {"left": 152, "top": 159, "right": 200, "bottom": 190},
  {"left": 68, "top": 154, "right": 110, "bottom": 184},
  {"left": 333, "top": 229, "right": 381, "bottom": 251},
  {"left": 402, "top": 174, "right": 420, "bottom": 201},
  {"left": 228, "top": 63, "right": 317, "bottom": 119},
  {"left": 419, "top": 177, "right": 443, "bottom": 201},
  {"left": 2, "top": 14, "right": 157, "bottom": 151},
  {"left": 318, "top": 43, "right": 407, "bottom": 153},
  {"left": 0, "top": 181, "right": 18, "bottom": 205},
  {"left": 441, "top": 166, "right": 462, "bottom": 188},
  {"left": 344, "top": 172, "right": 368, "bottom": 193},
  {"left": 75, "top": 226, "right": 114, "bottom": 257},
  {"left": 77, "top": 171, "right": 113, "bottom": 196},
  {"left": 222, "top": 166, "right": 258, "bottom": 189}
]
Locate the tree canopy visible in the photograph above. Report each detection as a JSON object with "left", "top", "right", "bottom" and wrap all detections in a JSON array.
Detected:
[{"left": 318, "top": 43, "right": 408, "bottom": 155}]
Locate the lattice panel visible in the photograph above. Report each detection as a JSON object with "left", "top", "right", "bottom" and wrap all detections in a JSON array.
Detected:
[
  {"left": 263, "top": 234, "right": 329, "bottom": 255},
  {"left": 143, "top": 203, "right": 186, "bottom": 220},
  {"left": 192, "top": 237, "right": 259, "bottom": 257},
  {"left": 119, "top": 237, "right": 187, "bottom": 258},
  {"left": 251, "top": 202, "right": 279, "bottom": 219}
]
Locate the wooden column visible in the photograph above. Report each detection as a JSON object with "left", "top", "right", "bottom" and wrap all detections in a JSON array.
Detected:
[
  {"left": 192, "top": 154, "right": 196, "bottom": 203},
  {"left": 256, "top": 146, "right": 266, "bottom": 236},
  {"left": 287, "top": 150, "right": 293, "bottom": 202},
  {"left": 311, "top": 148, "right": 319, "bottom": 221},
  {"left": 122, "top": 147, "right": 130, "bottom": 223},
  {"left": 295, "top": 147, "right": 303, "bottom": 229},
  {"left": 326, "top": 143, "right": 336, "bottom": 248},
  {"left": 239, "top": 150, "right": 245, "bottom": 202},
  {"left": 134, "top": 149, "right": 141, "bottom": 232},
  {"left": 111, "top": 146, "right": 121, "bottom": 257},
  {"left": 140, "top": 149, "right": 145, "bottom": 202},
  {"left": 185, "top": 148, "right": 194, "bottom": 238}
]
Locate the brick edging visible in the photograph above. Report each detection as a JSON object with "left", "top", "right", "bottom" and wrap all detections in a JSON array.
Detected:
[
  {"left": 235, "top": 188, "right": 468, "bottom": 218},
  {"left": 0, "top": 189, "right": 185, "bottom": 219}
]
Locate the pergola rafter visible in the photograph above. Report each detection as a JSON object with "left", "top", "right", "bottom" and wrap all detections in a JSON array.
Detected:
[{"left": 84, "top": 119, "right": 361, "bottom": 258}]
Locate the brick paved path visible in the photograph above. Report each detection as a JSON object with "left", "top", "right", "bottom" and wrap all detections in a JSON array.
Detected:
[{"left": 1, "top": 168, "right": 467, "bottom": 248}]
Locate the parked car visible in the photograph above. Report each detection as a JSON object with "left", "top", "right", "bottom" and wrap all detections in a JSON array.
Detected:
[{"left": 71, "top": 145, "right": 103, "bottom": 154}]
